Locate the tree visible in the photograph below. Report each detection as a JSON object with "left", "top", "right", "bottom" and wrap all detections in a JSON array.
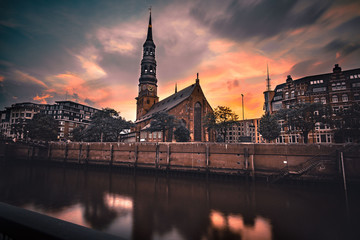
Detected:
[
  {"left": 26, "top": 113, "right": 58, "bottom": 141},
  {"left": 72, "top": 108, "right": 134, "bottom": 142},
  {"left": 275, "top": 103, "right": 332, "bottom": 143},
  {"left": 147, "top": 111, "right": 175, "bottom": 142},
  {"left": 333, "top": 103, "right": 360, "bottom": 143},
  {"left": 174, "top": 124, "right": 190, "bottom": 142},
  {"left": 72, "top": 125, "right": 86, "bottom": 142},
  {"left": 203, "top": 106, "right": 238, "bottom": 142},
  {"left": 258, "top": 112, "right": 281, "bottom": 142},
  {"left": 11, "top": 118, "right": 27, "bottom": 139}
]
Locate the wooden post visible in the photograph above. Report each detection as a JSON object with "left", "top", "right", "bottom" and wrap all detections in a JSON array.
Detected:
[
  {"left": 31, "top": 145, "right": 35, "bottom": 161},
  {"left": 340, "top": 152, "right": 347, "bottom": 191},
  {"left": 48, "top": 144, "right": 52, "bottom": 161},
  {"left": 250, "top": 153, "right": 255, "bottom": 181},
  {"left": 27, "top": 145, "right": 31, "bottom": 161},
  {"left": 166, "top": 144, "right": 171, "bottom": 170},
  {"left": 78, "top": 144, "right": 82, "bottom": 164},
  {"left": 156, "top": 143, "right": 159, "bottom": 168},
  {"left": 110, "top": 144, "right": 114, "bottom": 166},
  {"left": 244, "top": 148, "right": 249, "bottom": 170},
  {"left": 134, "top": 144, "right": 138, "bottom": 168},
  {"left": 64, "top": 143, "right": 68, "bottom": 163},
  {"left": 86, "top": 143, "right": 90, "bottom": 165},
  {"left": 206, "top": 144, "right": 209, "bottom": 169}
]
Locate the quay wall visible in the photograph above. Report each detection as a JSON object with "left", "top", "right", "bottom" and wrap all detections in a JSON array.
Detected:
[{"left": 1, "top": 142, "right": 360, "bottom": 181}]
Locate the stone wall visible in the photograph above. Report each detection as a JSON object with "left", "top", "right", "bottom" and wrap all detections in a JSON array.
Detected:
[{"left": 2, "top": 142, "right": 360, "bottom": 181}]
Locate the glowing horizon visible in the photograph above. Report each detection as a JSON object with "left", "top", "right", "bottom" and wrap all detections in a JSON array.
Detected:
[{"left": 1, "top": 0, "right": 359, "bottom": 121}]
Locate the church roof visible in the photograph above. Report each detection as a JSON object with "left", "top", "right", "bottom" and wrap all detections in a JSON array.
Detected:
[{"left": 136, "top": 83, "right": 197, "bottom": 123}]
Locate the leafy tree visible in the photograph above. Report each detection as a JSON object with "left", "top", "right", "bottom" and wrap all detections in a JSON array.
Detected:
[
  {"left": 72, "top": 125, "right": 86, "bottom": 142},
  {"left": 203, "top": 106, "right": 238, "bottom": 142},
  {"left": 275, "top": 103, "right": 332, "bottom": 143},
  {"left": 147, "top": 111, "right": 175, "bottom": 142},
  {"left": 25, "top": 113, "right": 58, "bottom": 141},
  {"left": 11, "top": 118, "right": 27, "bottom": 139},
  {"left": 72, "top": 108, "right": 134, "bottom": 142},
  {"left": 174, "top": 124, "right": 190, "bottom": 142},
  {"left": 333, "top": 103, "right": 360, "bottom": 143},
  {"left": 203, "top": 111, "right": 216, "bottom": 141},
  {"left": 258, "top": 112, "right": 281, "bottom": 142}
]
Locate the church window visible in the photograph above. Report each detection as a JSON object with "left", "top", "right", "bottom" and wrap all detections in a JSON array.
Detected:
[
  {"left": 314, "top": 98, "right": 319, "bottom": 103},
  {"left": 194, "top": 102, "right": 202, "bottom": 141}
]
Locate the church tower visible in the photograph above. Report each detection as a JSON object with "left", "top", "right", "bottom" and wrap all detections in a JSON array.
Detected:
[{"left": 136, "top": 9, "right": 159, "bottom": 120}]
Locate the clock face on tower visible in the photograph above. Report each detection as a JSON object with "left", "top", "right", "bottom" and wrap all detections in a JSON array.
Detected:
[{"left": 148, "top": 85, "right": 154, "bottom": 91}]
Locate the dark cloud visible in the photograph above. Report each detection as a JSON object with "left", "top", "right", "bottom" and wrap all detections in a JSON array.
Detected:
[
  {"left": 227, "top": 79, "right": 239, "bottom": 90},
  {"left": 290, "top": 59, "right": 318, "bottom": 77},
  {"left": 323, "top": 38, "right": 360, "bottom": 58},
  {"left": 84, "top": 98, "right": 95, "bottom": 106},
  {"left": 190, "top": 0, "right": 331, "bottom": 41}
]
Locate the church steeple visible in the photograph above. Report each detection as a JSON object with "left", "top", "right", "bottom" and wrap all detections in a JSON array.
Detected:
[
  {"left": 147, "top": 9, "right": 153, "bottom": 41},
  {"left": 136, "top": 9, "right": 159, "bottom": 120}
]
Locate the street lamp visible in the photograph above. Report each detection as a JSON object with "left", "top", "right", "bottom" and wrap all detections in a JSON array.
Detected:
[{"left": 241, "top": 94, "right": 244, "bottom": 120}]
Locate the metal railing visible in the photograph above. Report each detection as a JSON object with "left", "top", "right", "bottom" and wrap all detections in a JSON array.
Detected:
[
  {"left": 269, "top": 143, "right": 356, "bottom": 183},
  {"left": 0, "top": 202, "right": 123, "bottom": 240}
]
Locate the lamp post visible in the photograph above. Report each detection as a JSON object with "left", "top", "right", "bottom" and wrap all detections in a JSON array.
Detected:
[{"left": 241, "top": 94, "right": 244, "bottom": 120}]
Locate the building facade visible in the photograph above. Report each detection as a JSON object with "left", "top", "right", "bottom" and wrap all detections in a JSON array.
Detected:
[
  {"left": 43, "top": 101, "right": 99, "bottom": 140},
  {"left": 266, "top": 64, "right": 360, "bottom": 143},
  {"left": 224, "top": 118, "right": 266, "bottom": 143},
  {"left": 0, "top": 102, "right": 45, "bottom": 139},
  {"left": 134, "top": 12, "right": 213, "bottom": 142},
  {"left": 0, "top": 100, "right": 99, "bottom": 141}
]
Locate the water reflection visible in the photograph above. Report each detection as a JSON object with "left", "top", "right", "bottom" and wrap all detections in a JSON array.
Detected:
[
  {"left": 209, "top": 210, "right": 271, "bottom": 240},
  {"left": 1, "top": 163, "right": 360, "bottom": 240}
]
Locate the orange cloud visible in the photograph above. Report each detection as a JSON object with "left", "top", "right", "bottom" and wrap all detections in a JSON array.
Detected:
[
  {"left": 0, "top": 75, "right": 4, "bottom": 82},
  {"left": 33, "top": 94, "right": 53, "bottom": 104},
  {"left": 14, "top": 70, "right": 48, "bottom": 88},
  {"left": 158, "top": 40, "right": 294, "bottom": 119}
]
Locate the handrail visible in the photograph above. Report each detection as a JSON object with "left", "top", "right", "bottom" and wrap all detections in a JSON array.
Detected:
[
  {"left": 270, "top": 143, "right": 356, "bottom": 183},
  {"left": 0, "top": 202, "right": 123, "bottom": 240}
]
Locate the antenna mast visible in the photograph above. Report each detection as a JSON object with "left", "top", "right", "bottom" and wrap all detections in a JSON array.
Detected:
[{"left": 266, "top": 63, "right": 271, "bottom": 91}]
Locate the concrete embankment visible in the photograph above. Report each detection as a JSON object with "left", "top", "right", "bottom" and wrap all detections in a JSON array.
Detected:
[{"left": 1, "top": 141, "right": 359, "bottom": 182}]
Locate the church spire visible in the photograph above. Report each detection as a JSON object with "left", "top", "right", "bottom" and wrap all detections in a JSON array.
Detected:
[
  {"left": 266, "top": 63, "right": 271, "bottom": 91},
  {"left": 146, "top": 7, "right": 153, "bottom": 41}
]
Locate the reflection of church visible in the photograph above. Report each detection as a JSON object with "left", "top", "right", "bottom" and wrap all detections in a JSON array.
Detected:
[{"left": 134, "top": 11, "right": 213, "bottom": 142}]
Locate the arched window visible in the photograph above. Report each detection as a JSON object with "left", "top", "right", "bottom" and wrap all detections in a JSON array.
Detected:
[
  {"left": 144, "top": 66, "right": 148, "bottom": 73},
  {"left": 285, "top": 92, "right": 289, "bottom": 99},
  {"left": 150, "top": 66, "right": 153, "bottom": 73},
  {"left": 194, "top": 102, "right": 202, "bottom": 141},
  {"left": 332, "top": 95, "right": 338, "bottom": 103},
  {"left": 314, "top": 98, "right": 319, "bottom": 103},
  {"left": 342, "top": 94, "right": 348, "bottom": 102},
  {"left": 291, "top": 90, "right": 295, "bottom": 98}
]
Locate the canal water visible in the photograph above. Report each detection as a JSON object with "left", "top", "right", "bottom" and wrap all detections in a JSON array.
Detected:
[{"left": 0, "top": 163, "right": 359, "bottom": 240}]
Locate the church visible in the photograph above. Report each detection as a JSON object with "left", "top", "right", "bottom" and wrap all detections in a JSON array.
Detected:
[{"left": 133, "top": 11, "right": 213, "bottom": 142}]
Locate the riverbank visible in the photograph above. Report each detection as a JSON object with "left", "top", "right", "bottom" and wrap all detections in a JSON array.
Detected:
[{"left": 1, "top": 141, "right": 359, "bottom": 182}]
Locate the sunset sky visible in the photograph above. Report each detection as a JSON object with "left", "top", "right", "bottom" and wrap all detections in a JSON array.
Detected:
[{"left": 1, "top": 0, "right": 360, "bottom": 121}]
